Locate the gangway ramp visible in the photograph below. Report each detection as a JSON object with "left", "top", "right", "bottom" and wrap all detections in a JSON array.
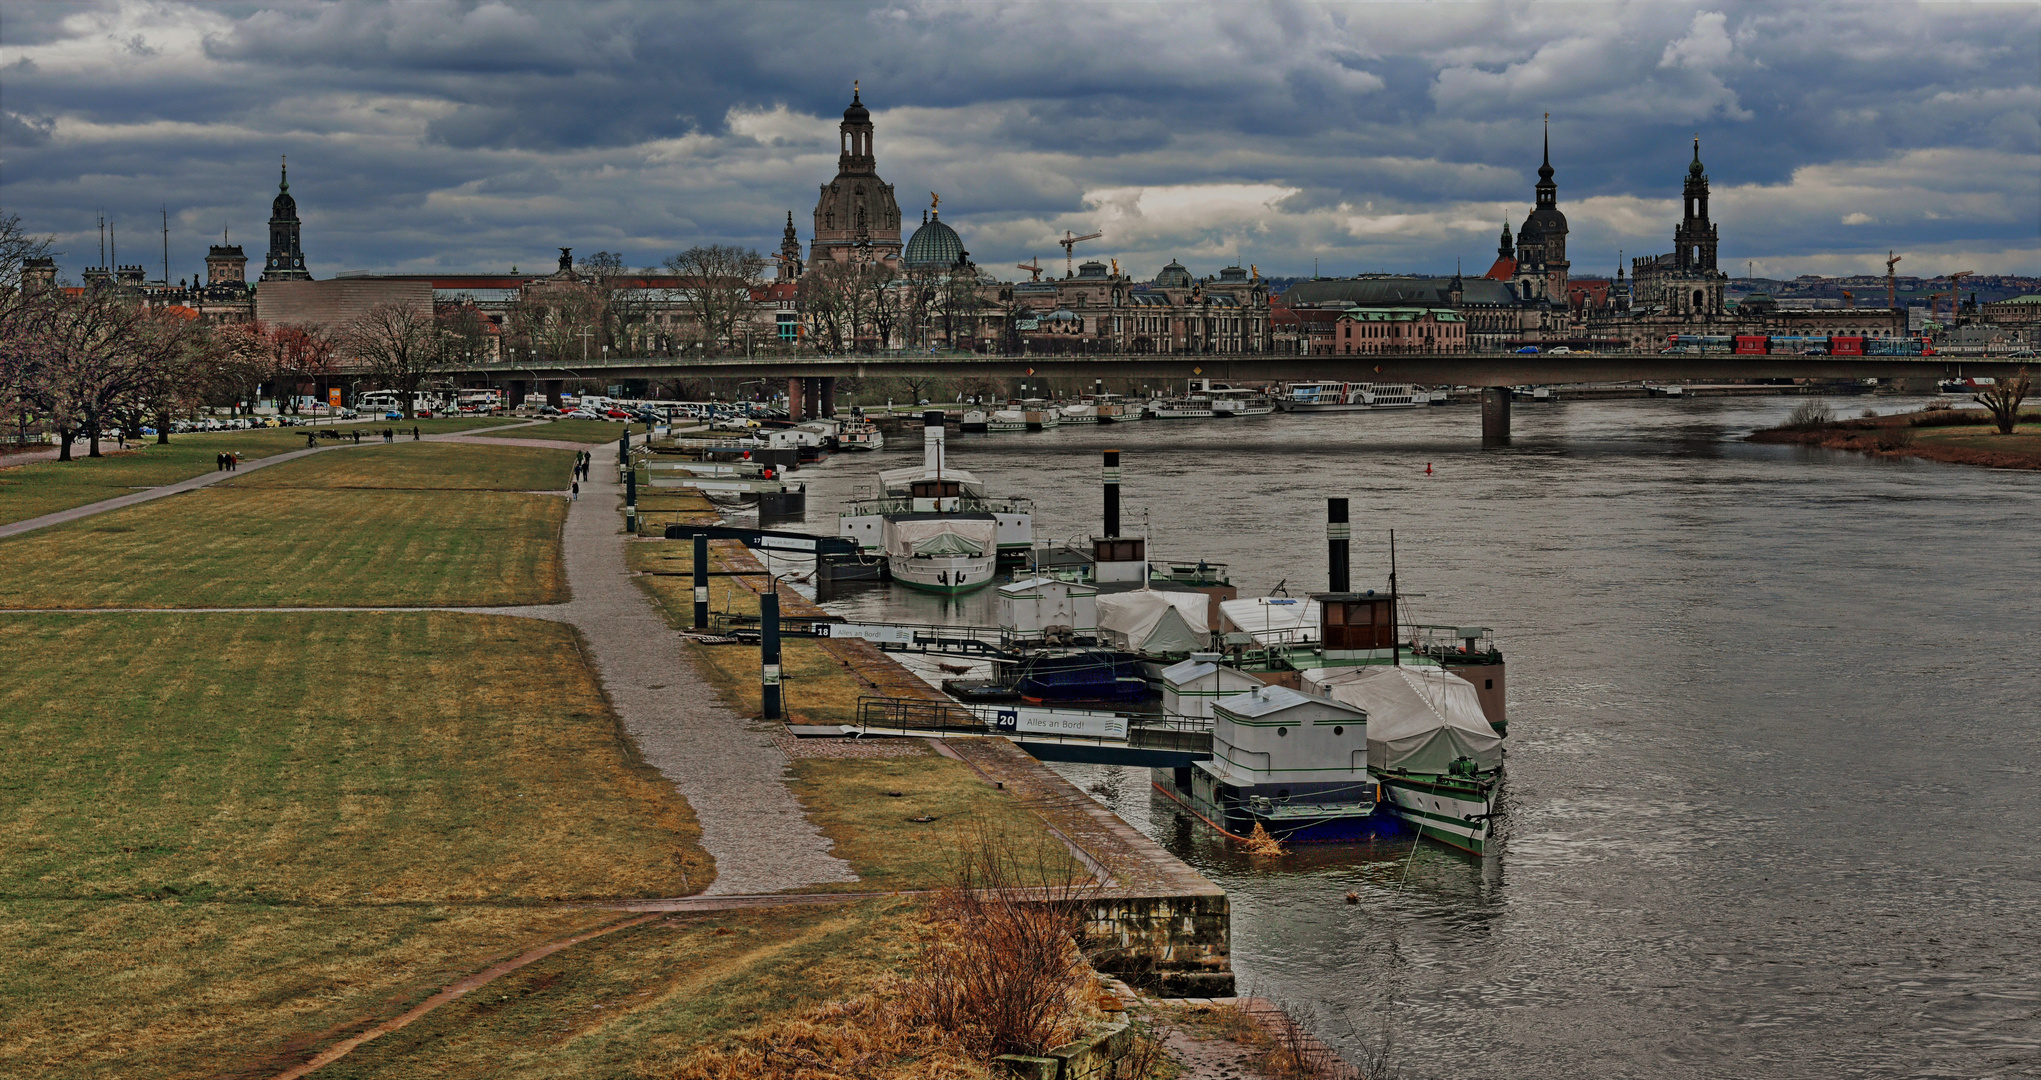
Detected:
[{"left": 840, "top": 695, "right": 1213, "bottom": 768}]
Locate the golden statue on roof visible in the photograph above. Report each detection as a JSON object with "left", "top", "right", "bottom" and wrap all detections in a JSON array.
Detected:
[{"left": 930, "top": 192, "right": 940, "bottom": 211}]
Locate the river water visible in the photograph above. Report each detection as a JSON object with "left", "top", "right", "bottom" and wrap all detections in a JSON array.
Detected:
[{"left": 775, "top": 394, "right": 2041, "bottom": 1078}]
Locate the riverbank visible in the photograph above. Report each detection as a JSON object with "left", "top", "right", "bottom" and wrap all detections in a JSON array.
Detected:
[{"left": 1747, "top": 407, "right": 2041, "bottom": 469}]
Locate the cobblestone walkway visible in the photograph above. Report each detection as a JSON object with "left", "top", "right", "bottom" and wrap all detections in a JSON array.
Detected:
[{"left": 526, "top": 440, "right": 856, "bottom": 896}]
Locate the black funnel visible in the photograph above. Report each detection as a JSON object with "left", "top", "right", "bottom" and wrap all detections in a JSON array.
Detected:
[
  {"left": 1327, "top": 497, "right": 1350, "bottom": 593},
  {"left": 1102, "top": 450, "right": 1121, "bottom": 538}
]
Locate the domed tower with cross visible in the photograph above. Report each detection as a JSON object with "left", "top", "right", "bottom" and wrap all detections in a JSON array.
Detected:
[
  {"left": 260, "top": 156, "right": 312, "bottom": 282},
  {"left": 810, "top": 81, "right": 902, "bottom": 267},
  {"left": 1511, "top": 115, "right": 1569, "bottom": 304}
]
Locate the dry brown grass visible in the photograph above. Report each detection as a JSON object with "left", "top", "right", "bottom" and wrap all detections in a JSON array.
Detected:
[
  {"left": 225, "top": 441, "right": 576, "bottom": 492},
  {"left": 665, "top": 831, "right": 1109, "bottom": 1080},
  {"left": 0, "top": 487, "right": 568, "bottom": 608},
  {"left": 0, "top": 609, "right": 711, "bottom": 1079},
  {"left": 315, "top": 898, "right": 938, "bottom": 1080}
]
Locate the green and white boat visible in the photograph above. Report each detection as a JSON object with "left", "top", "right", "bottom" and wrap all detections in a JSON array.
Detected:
[
  {"left": 836, "top": 412, "right": 1032, "bottom": 595},
  {"left": 1303, "top": 664, "right": 1504, "bottom": 855}
]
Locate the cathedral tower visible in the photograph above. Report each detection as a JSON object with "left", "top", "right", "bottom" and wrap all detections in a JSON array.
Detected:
[
  {"left": 810, "top": 82, "right": 902, "bottom": 267},
  {"left": 260, "top": 157, "right": 311, "bottom": 282},
  {"left": 1676, "top": 137, "right": 1719, "bottom": 273}
]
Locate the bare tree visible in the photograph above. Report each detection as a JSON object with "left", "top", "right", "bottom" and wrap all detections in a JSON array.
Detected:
[
  {"left": 0, "top": 211, "right": 56, "bottom": 290},
  {"left": 1974, "top": 368, "right": 2032, "bottom": 435},
  {"left": 665, "top": 244, "right": 767, "bottom": 353},
  {"left": 342, "top": 303, "right": 454, "bottom": 418}
]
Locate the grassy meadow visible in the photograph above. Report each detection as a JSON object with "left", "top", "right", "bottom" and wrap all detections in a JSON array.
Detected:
[
  {"left": 0, "top": 610, "right": 710, "bottom": 1078},
  {"left": 226, "top": 441, "right": 576, "bottom": 492},
  {"left": 0, "top": 419, "right": 526, "bottom": 526},
  {"left": 0, "top": 487, "right": 567, "bottom": 609}
]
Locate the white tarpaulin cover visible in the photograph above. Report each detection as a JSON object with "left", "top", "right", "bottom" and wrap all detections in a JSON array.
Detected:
[
  {"left": 1305, "top": 665, "right": 1502, "bottom": 774},
  {"left": 884, "top": 517, "right": 996, "bottom": 559},
  {"left": 1096, "top": 590, "right": 1208, "bottom": 655},
  {"left": 1218, "top": 597, "right": 1320, "bottom": 645}
]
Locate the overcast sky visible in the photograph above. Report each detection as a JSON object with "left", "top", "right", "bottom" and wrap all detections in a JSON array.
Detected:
[{"left": 4, "top": 0, "right": 2035, "bottom": 285}]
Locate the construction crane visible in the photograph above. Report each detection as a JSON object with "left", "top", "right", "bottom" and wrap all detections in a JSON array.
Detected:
[
  {"left": 1885, "top": 251, "right": 1901, "bottom": 309},
  {"left": 1016, "top": 258, "right": 1042, "bottom": 282},
  {"left": 1058, "top": 230, "right": 1102, "bottom": 278},
  {"left": 1946, "top": 270, "right": 1975, "bottom": 321}
]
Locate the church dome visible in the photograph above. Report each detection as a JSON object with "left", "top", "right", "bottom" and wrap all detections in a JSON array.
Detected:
[
  {"left": 1155, "top": 259, "right": 1192, "bottom": 288},
  {"left": 902, "top": 214, "right": 965, "bottom": 269},
  {"left": 843, "top": 86, "right": 869, "bottom": 124},
  {"left": 273, "top": 190, "right": 297, "bottom": 216},
  {"left": 1523, "top": 202, "right": 1567, "bottom": 236}
]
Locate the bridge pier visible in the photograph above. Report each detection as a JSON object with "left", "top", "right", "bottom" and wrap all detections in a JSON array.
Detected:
[
  {"left": 1481, "top": 386, "right": 1511, "bottom": 444},
  {"left": 819, "top": 377, "right": 835, "bottom": 419},
  {"left": 508, "top": 379, "right": 528, "bottom": 410},
  {"left": 543, "top": 379, "right": 563, "bottom": 408},
  {"left": 786, "top": 377, "right": 805, "bottom": 419}
]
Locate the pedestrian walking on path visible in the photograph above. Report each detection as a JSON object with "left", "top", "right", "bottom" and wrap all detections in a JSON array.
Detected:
[
  {"left": 228, "top": 452, "right": 238, "bottom": 472},
  {"left": 412, "top": 426, "right": 420, "bottom": 441},
  {"left": 215, "top": 453, "right": 225, "bottom": 472},
  {"left": 351, "top": 429, "right": 361, "bottom": 444},
  {"left": 571, "top": 480, "right": 579, "bottom": 501}
]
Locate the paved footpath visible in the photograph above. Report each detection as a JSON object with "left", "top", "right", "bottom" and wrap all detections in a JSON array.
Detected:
[{"left": 446, "top": 431, "right": 858, "bottom": 896}]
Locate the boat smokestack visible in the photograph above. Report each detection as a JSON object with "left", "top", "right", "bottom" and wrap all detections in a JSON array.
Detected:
[
  {"left": 1102, "top": 450, "right": 1121, "bottom": 538},
  {"left": 1327, "top": 497, "right": 1350, "bottom": 593},
  {"left": 923, "top": 410, "right": 945, "bottom": 474}
]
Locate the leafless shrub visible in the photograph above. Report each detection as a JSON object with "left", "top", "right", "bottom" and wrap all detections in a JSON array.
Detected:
[
  {"left": 1783, "top": 398, "right": 1835, "bottom": 430},
  {"left": 1874, "top": 425, "right": 1916, "bottom": 451},
  {"left": 909, "top": 826, "right": 1100, "bottom": 1059}
]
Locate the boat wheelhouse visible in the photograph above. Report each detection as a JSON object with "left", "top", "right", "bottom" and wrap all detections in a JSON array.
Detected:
[{"left": 1153, "top": 684, "right": 1380, "bottom": 843}]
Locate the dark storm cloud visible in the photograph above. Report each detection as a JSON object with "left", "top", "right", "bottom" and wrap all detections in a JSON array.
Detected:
[{"left": 1, "top": 0, "right": 2033, "bottom": 281}]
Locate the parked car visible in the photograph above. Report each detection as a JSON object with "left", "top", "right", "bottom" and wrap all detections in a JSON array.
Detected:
[
  {"left": 1515, "top": 345, "right": 1540, "bottom": 354},
  {"left": 384, "top": 410, "right": 404, "bottom": 420},
  {"left": 603, "top": 409, "right": 632, "bottom": 420},
  {"left": 1547, "top": 346, "right": 1572, "bottom": 355},
  {"left": 538, "top": 405, "right": 562, "bottom": 416}
]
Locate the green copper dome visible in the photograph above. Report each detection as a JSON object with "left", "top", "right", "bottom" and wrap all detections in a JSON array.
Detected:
[{"left": 903, "top": 214, "right": 965, "bottom": 269}]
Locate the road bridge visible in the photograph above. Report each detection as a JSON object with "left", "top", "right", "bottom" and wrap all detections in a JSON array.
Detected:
[{"left": 445, "top": 351, "right": 2027, "bottom": 439}]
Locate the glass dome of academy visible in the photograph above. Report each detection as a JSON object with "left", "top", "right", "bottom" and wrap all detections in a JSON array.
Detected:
[{"left": 903, "top": 206, "right": 967, "bottom": 270}]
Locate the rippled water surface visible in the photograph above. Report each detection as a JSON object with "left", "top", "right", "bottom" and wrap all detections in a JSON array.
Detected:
[{"left": 779, "top": 395, "right": 2041, "bottom": 1078}]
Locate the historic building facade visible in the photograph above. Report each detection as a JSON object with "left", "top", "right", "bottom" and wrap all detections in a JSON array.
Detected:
[
  {"left": 809, "top": 84, "right": 902, "bottom": 268},
  {"left": 1004, "top": 261, "right": 1273, "bottom": 354},
  {"left": 1277, "top": 275, "right": 1541, "bottom": 353}
]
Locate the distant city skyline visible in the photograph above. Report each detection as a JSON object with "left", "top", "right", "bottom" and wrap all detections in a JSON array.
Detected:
[{"left": 3, "top": 0, "right": 2035, "bottom": 284}]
